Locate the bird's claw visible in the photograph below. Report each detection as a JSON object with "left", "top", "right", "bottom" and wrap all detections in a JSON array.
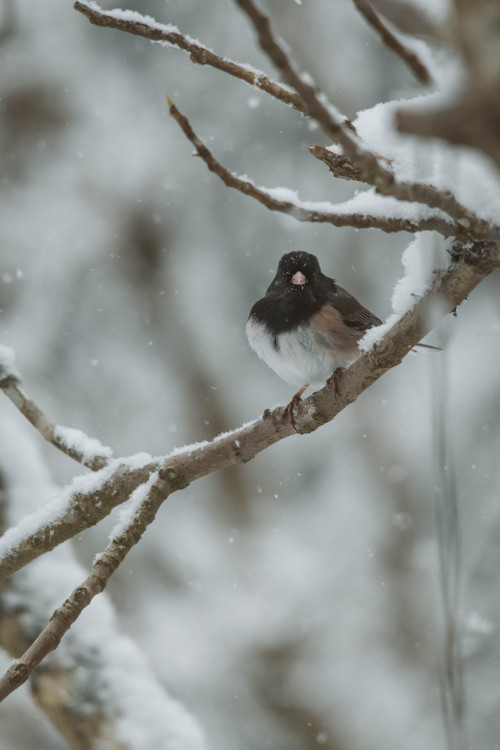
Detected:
[
  {"left": 284, "top": 384, "right": 309, "bottom": 430},
  {"left": 326, "top": 367, "right": 345, "bottom": 394}
]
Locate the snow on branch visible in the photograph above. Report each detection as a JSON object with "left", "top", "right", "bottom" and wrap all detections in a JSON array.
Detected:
[
  {"left": 73, "top": 0, "right": 311, "bottom": 118},
  {"left": 0, "top": 454, "right": 159, "bottom": 581},
  {"left": 168, "top": 100, "right": 458, "bottom": 238},
  {"left": 0, "top": 350, "right": 112, "bottom": 471},
  {"left": 352, "top": 0, "right": 432, "bottom": 84},
  {"left": 0, "top": 239, "right": 499, "bottom": 700},
  {"left": 309, "top": 144, "right": 500, "bottom": 242}
]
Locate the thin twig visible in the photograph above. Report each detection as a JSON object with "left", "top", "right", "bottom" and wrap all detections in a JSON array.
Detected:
[
  {"left": 0, "top": 375, "right": 111, "bottom": 471},
  {"left": 369, "top": 0, "right": 441, "bottom": 41},
  {"left": 74, "top": 1, "right": 301, "bottom": 117},
  {"left": 353, "top": 0, "right": 432, "bottom": 84},
  {"left": 309, "top": 144, "right": 500, "bottom": 241},
  {"left": 1, "top": 241, "right": 499, "bottom": 586},
  {"left": 308, "top": 149, "right": 368, "bottom": 182},
  {"left": 168, "top": 100, "right": 461, "bottom": 238}
]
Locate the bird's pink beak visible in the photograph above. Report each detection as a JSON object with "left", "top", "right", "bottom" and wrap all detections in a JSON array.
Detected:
[{"left": 291, "top": 271, "right": 307, "bottom": 285}]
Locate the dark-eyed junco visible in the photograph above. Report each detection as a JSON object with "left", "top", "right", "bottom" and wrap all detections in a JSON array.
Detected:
[{"left": 246, "top": 251, "right": 382, "bottom": 389}]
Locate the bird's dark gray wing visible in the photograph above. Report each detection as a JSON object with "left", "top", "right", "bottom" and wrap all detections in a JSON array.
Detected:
[{"left": 326, "top": 283, "right": 382, "bottom": 332}]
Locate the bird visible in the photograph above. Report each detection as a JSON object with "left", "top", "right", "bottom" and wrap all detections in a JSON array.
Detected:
[
  {"left": 247, "top": 251, "right": 395, "bottom": 393},
  {"left": 246, "top": 251, "right": 381, "bottom": 390}
]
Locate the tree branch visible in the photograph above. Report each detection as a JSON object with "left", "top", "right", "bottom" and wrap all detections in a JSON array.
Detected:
[
  {"left": 369, "top": 0, "right": 441, "bottom": 41},
  {"left": 74, "top": 1, "right": 308, "bottom": 118},
  {"left": 72, "top": 1, "right": 495, "bottom": 242},
  {"left": 309, "top": 144, "right": 500, "bottom": 242},
  {"left": 352, "top": 0, "right": 432, "bottom": 84},
  {"left": 0, "top": 458, "right": 159, "bottom": 581},
  {"left": 0, "top": 373, "right": 111, "bottom": 471},
  {"left": 236, "top": 0, "right": 498, "bottom": 240},
  {"left": 168, "top": 100, "right": 461, "bottom": 238},
  {"left": 0, "top": 454, "right": 204, "bottom": 745}
]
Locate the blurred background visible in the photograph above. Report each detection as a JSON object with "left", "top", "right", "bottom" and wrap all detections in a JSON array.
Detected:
[{"left": 1, "top": 0, "right": 499, "bottom": 748}]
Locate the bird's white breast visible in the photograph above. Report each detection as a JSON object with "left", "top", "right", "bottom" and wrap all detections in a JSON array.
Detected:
[{"left": 246, "top": 317, "right": 357, "bottom": 387}]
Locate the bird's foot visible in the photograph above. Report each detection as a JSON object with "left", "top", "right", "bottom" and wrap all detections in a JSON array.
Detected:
[
  {"left": 284, "top": 384, "right": 309, "bottom": 430},
  {"left": 326, "top": 367, "right": 345, "bottom": 394}
]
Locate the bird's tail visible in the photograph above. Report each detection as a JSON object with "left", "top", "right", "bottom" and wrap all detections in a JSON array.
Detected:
[{"left": 415, "top": 343, "right": 443, "bottom": 352}]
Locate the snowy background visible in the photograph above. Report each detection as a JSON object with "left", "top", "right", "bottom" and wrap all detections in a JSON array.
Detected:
[{"left": 1, "top": 0, "right": 500, "bottom": 748}]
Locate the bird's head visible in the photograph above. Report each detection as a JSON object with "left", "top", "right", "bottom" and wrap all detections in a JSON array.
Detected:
[
  {"left": 273, "top": 251, "right": 322, "bottom": 292},
  {"left": 267, "top": 251, "right": 324, "bottom": 295}
]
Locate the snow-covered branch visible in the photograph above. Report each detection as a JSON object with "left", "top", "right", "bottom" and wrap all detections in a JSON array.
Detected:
[
  {"left": 75, "top": 0, "right": 497, "bottom": 248},
  {"left": 168, "top": 100, "right": 460, "bottom": 238},
  {"left": 0, "top": 456, "right": 159, "bottom": 581},
  {"left": 73, "top": 0, "right": 309, "bottom": 117},
  {"left": 0, "top": 346, "right": 112, "bottom": 471},
  {"left": 309, "top": 145, "right": 500, "bottom": 242}
]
